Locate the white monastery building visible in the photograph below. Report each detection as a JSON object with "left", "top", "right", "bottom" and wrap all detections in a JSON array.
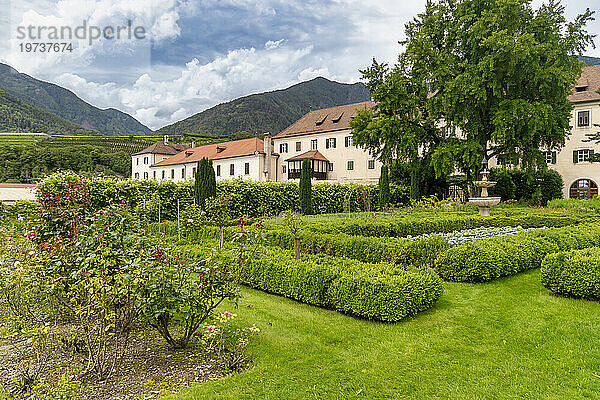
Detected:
[{"left": 132, "top": 64, "right": 600, "bottom": 198}]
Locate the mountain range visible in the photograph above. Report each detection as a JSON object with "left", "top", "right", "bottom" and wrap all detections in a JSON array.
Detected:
[
  {"left": 0, "top": 63, "right": 150, "bottom": 135},
  {"left": 155, "top": 77, "right": 371, "bottom": 136},
  {"left": 0, "top": 55, "right": 599, "bottom": 137},
  {"left": 0, "top": 89, "right": 98, "bottom": 135}
]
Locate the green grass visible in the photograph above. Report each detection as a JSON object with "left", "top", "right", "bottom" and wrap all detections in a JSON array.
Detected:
[{"left": 167, "top": 269, "right": 600, "bottom": 399}]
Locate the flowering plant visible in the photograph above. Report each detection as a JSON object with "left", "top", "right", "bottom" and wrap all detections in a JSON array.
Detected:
[{"left": 202, "top": 311, "right": 260, "bottom": 372}]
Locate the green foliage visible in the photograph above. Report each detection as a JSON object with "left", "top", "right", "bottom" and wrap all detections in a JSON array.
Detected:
[
  {"left": 195, "top": 158, "right": 216, "bottom": 209},
  {"left": 299, "top": 159, "right": 313, "bottom": 215},
  {"left": 0, "top": 89, "right": 97, "bottom": 135},
  {"left": 489, "top": 169, "right": 516, "bottom": 200},
  {"left": 266, "top": 229, "right": 449, "bottom": 268},
  {"left": 358, "top": 0, "right": 594, "bottom": 181},
  {"left": 180, "top": 245, "right": 443, "bottom": 322},
  {"left": 489, "top": 168, "right": 563, "bottom": 204},
  {"left": 39, "top": 173, "right": 409, "bottom": 220},
  {"left": 155, "top": 77, "right": 370, "bottom": 136},
  {"left": 548, "top": 197, "right": 600, "bottom": 212},
  {"left": 541, "top": 247, "right": 600, "bottom": 300},
  {"left": 0, "top": 63, "right": 149, "bottom": 135},
  {"left": 378, "top": 165, "right": 390, "bottom": 208},
  {"left": 435, "top": 223, "right": 600, "bottom": 282}
]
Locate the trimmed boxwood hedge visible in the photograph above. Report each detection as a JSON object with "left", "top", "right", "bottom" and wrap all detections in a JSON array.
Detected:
[
  {"left": 435, "top": 223, "right": 600, "bottom": 282},
  {"left": 541, "top": 247, "right": 600, "bottom": 300},
  {"left": 298, "top": 214, "right": 579, "bottom": 238},
  {"left": 176, "top": 245, "right": 443, "bottom": 322},
  {"left": 265, "top": 229, "right": 448, "bottom": 267}
]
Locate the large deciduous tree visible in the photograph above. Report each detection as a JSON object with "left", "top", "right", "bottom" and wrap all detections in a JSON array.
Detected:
[{"left": 352, "top": 0, "right": 595, "bottom": 190}]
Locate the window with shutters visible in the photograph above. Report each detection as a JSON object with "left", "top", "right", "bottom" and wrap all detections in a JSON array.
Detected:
[
  {"left": 573, "top": 149, "right": 593, "bottom": 163},
  {"left": 245, "top": 162, "right": 250, "bottom": 175},
  {"left": 295, "top": 142, "right": 301, "bottom": 152},
  {"left": 325, "top": 138, "right": 336, "bottom": 149},
  {"left": 282, "top": 165, "right": 287, "bottom": 174},
  {"left": 162, "top": 170, "right": 165, "bottom": 179},
  {"left": 311, "top": 139, "right": 318, "bottom": 150},
  {"left": 578, "top": 110, "right": 590, "bottom": 127},
  {"left": 135, "top": 172, "right": 139, "bottom": 179},
  {"left": 279, "top": 143, "right": 288, "bottom": 153},
  {"left": 368, "top": 160, "right": 376, "bottom": 169},
  {"left": 136, "top": 158, "right": 139, "bottom": 166},
  {"left": 143, "top": 172, "right": 148, "bottom": 180},
  {"left": 347, "top": 160, "right": 354, "bottom": 171},
  {"left": 171, "top": 169, "right": 175, "bottom": 179},
  {"left": 153, "top": 171, "right": 156, "bottom": 179},
  {"left": 182, "top": 168, "right": 186, "bottom": 179},
  {"left": 542, "top": 151, "right": 557, "bottom": 165},
  {"left": 216, "top": 165, "right": 221, "bottom": 176},
  {"left": 144, "top": 157, "right": 148, "bottom": 165},
  {"left": 328, "top": 162, "right": 333, "bottom": 172},
  {"left": 230, "top": 164, "right": 235, "bottom": 175},
  {"left": 345, "top": 136, "right": 353, "bottom": 147}
]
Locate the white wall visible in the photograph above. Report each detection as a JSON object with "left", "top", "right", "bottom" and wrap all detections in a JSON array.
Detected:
[
  {"left": 0, "top": 186, "right": 37, "bottom": 204},
  {"left": 146, "top": 155, "right": 269, "bottom": 183},
  {"left": 272, "top": 129, "right": 381, "bottom": 183}
]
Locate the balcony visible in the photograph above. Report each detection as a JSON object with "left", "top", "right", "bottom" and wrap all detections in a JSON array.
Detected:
[{"left": 288, "top": 169, "right": 327, "bottom": 180}]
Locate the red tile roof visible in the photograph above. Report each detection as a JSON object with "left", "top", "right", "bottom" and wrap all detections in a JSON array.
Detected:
[
  {"left": 151, "top": 137, "right": 277, "bottom": 167},
  {"left": 285, "top": 150, "right": 329, "bottom": 162},
  {"left": 132, "top": 142, "right": 189, "bottom": 156},
  {"left": 275, "top": 101, "right": 376, "bottom": 138},
  {"left": 569, "top": 65, "right": 600, "bottom": 103}
]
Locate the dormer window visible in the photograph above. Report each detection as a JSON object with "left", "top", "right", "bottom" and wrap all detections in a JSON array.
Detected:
[
  {"left": 216, "top": 146, "right": 226, "bottom": 153},
  {"left": 185, "top": 151, "right": 193, "bottom": 157},
  {"left": 315, "top": 115, "right": 328, "bottom": 126},
  {"left": 332, "top": 112, "right": 344, "bottom": 123},
  {"left": 575, "top": 85, "right": 589, "bottom": 92}
]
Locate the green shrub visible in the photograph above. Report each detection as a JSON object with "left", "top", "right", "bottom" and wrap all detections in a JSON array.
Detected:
[
  {"left": 37, "top": 173, "right": 409, "bottom": 220},
  {"left": 297, "top": 214, "right": 579, "bottom": 238},
  {"left": 178, "top": 245, "right": 443, "bottom": 322},
  {"left": 489, "top": 168, "right": 516, "bottom": 200},
  {"left": 435, "top": 223, "right": 600, "bottom": 282},
  {"left": 265, "top": 229, "right": 449, "bottom": 267},
  {"left": 541, "top": 247, "right": 600, "bottom": 300}
]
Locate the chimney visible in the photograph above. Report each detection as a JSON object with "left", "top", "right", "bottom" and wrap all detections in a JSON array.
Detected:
[
  {"left": 263, "top": 132, "right": 272, "bottom": 181},
  {"left": 191, "top": 141, "right": 196, "bottom": 148},
  {"left": 163, "top": 135, "right": 169, "bottom": 145}
]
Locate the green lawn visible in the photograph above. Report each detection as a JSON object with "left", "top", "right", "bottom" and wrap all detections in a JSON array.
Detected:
[{"left": 167, "top": 269, "right": 600, "bottom": 399}]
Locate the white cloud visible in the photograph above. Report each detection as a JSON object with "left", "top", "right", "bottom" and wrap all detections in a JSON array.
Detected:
[{"left": 55, "top": 41, "right": 331, "bottom": 129}]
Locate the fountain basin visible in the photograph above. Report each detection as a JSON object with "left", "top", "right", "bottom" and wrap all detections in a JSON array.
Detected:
[{"left": 469, "top": 197, "right": 501, "bottom": 217}]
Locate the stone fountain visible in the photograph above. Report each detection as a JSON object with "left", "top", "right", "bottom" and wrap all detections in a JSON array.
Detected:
[{"left": 469, "top": 165, "right": 501, "bottom": 217}]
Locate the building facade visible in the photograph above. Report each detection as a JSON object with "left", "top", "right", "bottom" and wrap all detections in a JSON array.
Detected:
[
  {"left": 549, "top": 65, "right": 600, "bottom": 198},
  {"left": 271, "top": 101, "right": 382, "bottom": 184},
  {"left": 131, "top": 138, "right": 189, "bottom": 181},
  {"left": 133, "top": 137, "right": 278, "bottom": 183}
]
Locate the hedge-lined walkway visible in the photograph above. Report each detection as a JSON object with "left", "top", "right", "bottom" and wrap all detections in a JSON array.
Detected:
[{"left": 166, "top": 269, "right": 600, "bottom": 400}]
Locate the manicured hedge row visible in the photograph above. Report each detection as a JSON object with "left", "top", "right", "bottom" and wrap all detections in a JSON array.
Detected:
[
  {"left": 72, "top": 176, "right": 408, "bottom": 219},
  {"left": 541, "top": 247, "right": 600, "bottom": 300},
  {"left": 265, "top": 229, "right": 448, "bottom": 267},
  {"left": 175, "top": 245, "right": 443, "bottom": 322},
  {"left": 297, "top": 214, "right": 580, "bottom": 238},
  {"left": 435, "top": 223, "right": 600, "bottom": 282}
]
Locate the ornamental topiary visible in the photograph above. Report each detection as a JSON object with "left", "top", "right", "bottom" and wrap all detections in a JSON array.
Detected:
[
  {"left": 541, "top": 247, "right": 600, "bottom": 299},
  {"left": 299, "top": 159, "right": 313, "bottom": 215}
]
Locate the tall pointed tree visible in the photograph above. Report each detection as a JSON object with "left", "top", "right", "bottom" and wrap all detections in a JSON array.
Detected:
[
  {"left": 379, "top": 165, "right": 390, "bottom": 209},
  {"left": 194, "top": 158, "right": 215, "bottom": 210},
  {"left": 299, "top": 159, "right": 313, "bottom": 215}
]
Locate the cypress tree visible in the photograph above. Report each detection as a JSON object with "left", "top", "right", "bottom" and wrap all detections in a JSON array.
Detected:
[
  {"left": 299, "top": 159, "right": 313, "bottom": 215},
  {"left": 207, "top": 160, "right": 217, "bottom": 198},
  {"left": 379, "top": 165, "right": 390, "bottom": 209},
  {"left": 195, "top": 158, "right": 213, "bottom": 209}
]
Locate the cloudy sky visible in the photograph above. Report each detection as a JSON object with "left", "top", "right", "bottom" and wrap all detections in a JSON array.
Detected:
[{"left": 0, "top": 0, "right": 598, "bottom": 130}]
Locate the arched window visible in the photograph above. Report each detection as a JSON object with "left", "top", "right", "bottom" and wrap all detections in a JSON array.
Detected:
[{"left": 570, "top": 179, "right": 598, "bottom": 199}]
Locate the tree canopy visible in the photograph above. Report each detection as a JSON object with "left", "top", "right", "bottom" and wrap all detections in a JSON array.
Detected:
[{"left": 351, "top": 0, "right": 595, "bottom": 186}]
